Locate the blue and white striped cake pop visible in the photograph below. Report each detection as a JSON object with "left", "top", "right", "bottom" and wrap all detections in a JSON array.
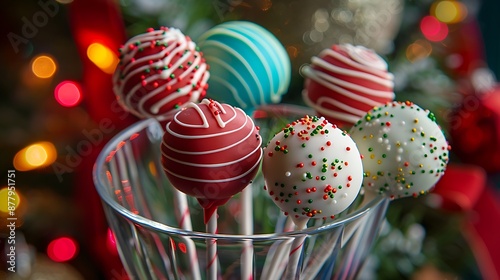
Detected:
[{"left": 198, "top": 21, "right": 291, "bottom": 113}]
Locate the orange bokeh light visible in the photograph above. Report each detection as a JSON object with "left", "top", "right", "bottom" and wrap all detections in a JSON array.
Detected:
[{"left": 31, "top": 55, "right": 57, "bottom": 78}]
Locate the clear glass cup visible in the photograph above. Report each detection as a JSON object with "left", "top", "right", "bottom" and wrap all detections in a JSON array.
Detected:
[{"left": 93, "top": 104, "right": 389, "bottom": 280}]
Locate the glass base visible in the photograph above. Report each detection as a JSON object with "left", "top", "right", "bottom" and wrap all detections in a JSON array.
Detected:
[{"left": 93, "top": 104, "right": 389, "bottom": 280}]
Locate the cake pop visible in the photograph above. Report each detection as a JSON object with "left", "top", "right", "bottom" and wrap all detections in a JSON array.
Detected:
[
  {"left": 302, "top": 44, "right": 394, "bottom": 127},
  {"left": 162, "top": 98, "right": 262, "bottom": 279},
  {"left": 113, "top": 27, "right": 209, "bottom": 122},
  {"left": 198, "top": 21, "right": 291, "bottom": 113},
  {"left": 262, "top": 115, "right": 363, "bottom": 223},
  {"left": 261, "top": 115, "right": 363, "bottom": 278},
  {"left": 161, "top": 98, "right": 263, "bottom": 221},
  {"left": 349, "top": 101, "right": 450, "bottom": 199}
]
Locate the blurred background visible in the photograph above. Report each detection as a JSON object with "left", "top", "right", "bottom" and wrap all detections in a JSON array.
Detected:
[{"left": 1, "top": 0, "right": 500, "bottom": 279}]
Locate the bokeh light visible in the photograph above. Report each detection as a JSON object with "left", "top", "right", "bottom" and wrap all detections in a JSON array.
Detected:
[
  {"left": 87, "top": 43, "right": 119, "bottom": 74},
  {"left": 406, "top": 40, "right": 433, "bottom": 62},
  {"left": 25, "top": 145, "right": 47, "bottom": 166},
  {"left": 0, "top": 187, "right": 21, "bottom": 213},
  {"left": 106, "top": 228, "right": 118, "bottom": 255},
  {"left": 31, "top": 55, "right": 57, "bottom": 78},
  {"left": 420, "top": 15, "right": 449, "bottom": 42},
  {"left": 54, "top": 81, "right": 82, "bottom": 107},
  {"left": 13, "top": 142, "right": 57, "bottom": 171},
  {"left": 47, "top": 237, "right": 79, "bottom": 262},
  {"left": 432, "top": 0, "right": 468, "bottom": 24}
]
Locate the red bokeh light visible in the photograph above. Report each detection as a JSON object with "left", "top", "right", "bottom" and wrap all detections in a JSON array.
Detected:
[
  {"left": 47, "top": 237, "right": 79, "bottom": 262},
  {"left": 54, "top": 80, "right": 82, "bottom": 107},
  {"left": 420, "top": 15, "right": 449, "bottom": 42}
]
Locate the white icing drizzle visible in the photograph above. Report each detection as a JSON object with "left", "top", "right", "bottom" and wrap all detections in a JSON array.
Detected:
[
  {"left": 199, "top": 21, "right": 290, "bottom": 108},
  {"left": 209, "top": 74, "right": 247, "bottom": 109},
  {"left": 201, "top": 54, "right": 255, "bottom": 109},
  {"left": 302, "top": 44, "right": 395, "bottom": 124},
  {"left": 338, "top": 44, "right": 389, "bottom": 73},
  {"left": 113, "top": 28, "right": 209, "bottom": 121},
  {"left": 170, "top": 99, "right": 232, "bottom": 131},
  {"left": 162, "top": 155, "right": 262, "bottom": 183},
  {"left": 302, "top": 90, "right": 369, "bottom": 124},
  {"left": 162, "top": 134, "right": 261, "bottom": 165},
  {"left": 162, "top": 100, "right": 263, "bottom": 184},
  {"left": 202, "top": 39, "right": 263, "bottom": 107}
]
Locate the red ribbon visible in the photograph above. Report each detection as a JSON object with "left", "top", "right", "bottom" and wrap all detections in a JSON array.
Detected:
[
  {"left": 68, "top": 0, "right": 135, "bottom": 278},
  {"left": 432, "top": 164, "right": 486, "bottom": 212},
  {"left": 463, "top": 185, "right": 500, "bottom": 279},
  {"left": 433, "top": 163, "right": 500, "bottom": 279}
]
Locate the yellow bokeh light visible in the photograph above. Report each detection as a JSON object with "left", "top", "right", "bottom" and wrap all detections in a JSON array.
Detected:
[
  {"left": 32, "top": 55, "right": 57, "bottom": 78},
  {"left": 433, "top": 1, "right": 467, "bottom": 24},
  {"left": 13, "top": 142, "right": 57, "bottom": 171},
  {"left": 25, "top": 144, "right": 48, "bottom": 166},
  {"left": 87, "top": 43, "right": 119, "bottom": 74},
  {"left": 0, "top": 187, "right": 21, "bottom": 213}
]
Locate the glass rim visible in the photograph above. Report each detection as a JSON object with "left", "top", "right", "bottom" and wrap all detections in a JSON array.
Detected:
[{"left": 93, "top": 116, "right": 388, "bottom": 241}]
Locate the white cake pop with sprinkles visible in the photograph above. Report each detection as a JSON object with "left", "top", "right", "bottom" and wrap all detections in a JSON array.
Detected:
[
  {"left": 262, "top": 115, "right": 363, "bottom": 223},
  {"left": 349, "top": 101, "right": 450, "bottom": 199}
]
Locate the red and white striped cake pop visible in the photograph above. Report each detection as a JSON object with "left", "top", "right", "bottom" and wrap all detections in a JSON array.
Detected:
[
  {"left": 161, "top": 98, "right": 262, "bottom": 222},
  {"left": 113, "top": 27, "right": 209, "bottom": 122},
  {"left": 302, "top": 44, "right": 394, "bottom": 128}
]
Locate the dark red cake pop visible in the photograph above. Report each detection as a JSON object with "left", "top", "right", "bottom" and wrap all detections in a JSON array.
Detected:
[{"left": 161, "top": 99, "right": 262, "bottom": 222}]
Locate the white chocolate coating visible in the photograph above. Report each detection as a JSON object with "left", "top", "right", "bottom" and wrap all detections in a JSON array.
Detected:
[
  {"left": 349, "top": 101, "right": 450, "bottom": 199},
  {"left": 262, "top": 116, "right": 363, "bottom": 222}
]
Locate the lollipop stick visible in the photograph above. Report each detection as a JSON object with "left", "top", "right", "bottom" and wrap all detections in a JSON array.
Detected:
[
  {"left": 283, "top": 218, "right": 308, "bottom": 279},
  {"left": 300, "top": 228, "right": 342, "bottom": 280},
  {"left": 302, "top": 219, "right": 323, "bottom": 266},
  {"left": 206, "top": 209, "right": 218, "bottom": 280},
  {"left": 301, "top": 192, "right": 376, "bottom": 280},
  {"left": 240, "top": 185, "right": 253, "bottom": 280},
  {"left": 173, "top": 190, "right": 201, "bottom": 280},
  {"left": 265, "top": 239, "right": 292, "bottom": 279},
  {"left": 261, "top": 217, "right": 294, "bottom": 279},
  {"left": 340, "top": 191, "right": 376, "bottom": 247}
]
